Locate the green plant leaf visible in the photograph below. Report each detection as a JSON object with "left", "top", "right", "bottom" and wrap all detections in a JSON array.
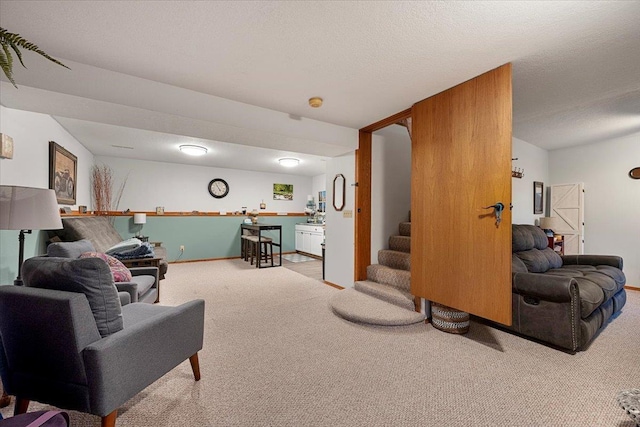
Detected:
[
  {"left": 0, "top": 41, "right": 17, "bottom": 87},
  {"left": 0, "top": 27, "right": 70, "bottom": 87},
  {"left": 7, "top": 38, "right": 25, "bottom": 68}
]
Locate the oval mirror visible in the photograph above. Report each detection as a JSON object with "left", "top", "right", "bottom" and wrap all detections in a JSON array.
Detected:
[
  {"left": 333, "top": 174, "right": 346, "bottom": 211},
  {"left": 629, "top": 167, "right": 640, "bottom": 180}
]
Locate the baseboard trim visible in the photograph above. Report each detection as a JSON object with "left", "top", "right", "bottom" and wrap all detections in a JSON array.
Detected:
[
  {"left": 624, "top": 285, "right": 640, "bottom": 292},
  {"left": 169, "top": 252, "right": 297, "bottom": 264},
  {"left": 323, "top": 281, "right": 344, "bottom": 290}
]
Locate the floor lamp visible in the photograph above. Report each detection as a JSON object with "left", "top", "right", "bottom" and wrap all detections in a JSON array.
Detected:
[{"left": 0, "top": 185, "right": 63, "bottom": 286}]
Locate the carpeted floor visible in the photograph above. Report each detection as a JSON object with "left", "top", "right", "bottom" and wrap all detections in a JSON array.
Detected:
[{"left": 2, "top": 259, "right": 639, "bottom": 426}]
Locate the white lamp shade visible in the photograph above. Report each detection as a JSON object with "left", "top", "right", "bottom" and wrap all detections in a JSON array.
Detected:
[
  {"left": 133, "top": 213, "right": 147, "bottom": 224},
  {"left": 0, "top": 186, "right": 63, "bottom": 230},
  {"left": 539, "top": 216, "right": 565, "bottom": 233}
]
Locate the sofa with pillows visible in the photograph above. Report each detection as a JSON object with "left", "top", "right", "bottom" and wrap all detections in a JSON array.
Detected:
[
  {"left": 508, "top": 224, "right": 627, "bottom": 352},
  {"left": 47, "top": 216, "right": 169, "bottom": 279},
  {"left": 47, "top": 239, "right": 159, "bottom": 304}
]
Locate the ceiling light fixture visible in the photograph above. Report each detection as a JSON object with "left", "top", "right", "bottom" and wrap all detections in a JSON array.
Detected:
[
  {"left": 179, "top": 144, "right": 207, "bottom": 156},
  {"left": 279, "top": 158, "right": 300, "bottom": 167},
  {"left": 308, "top": 97, "right": 323, "bottom": 108}
]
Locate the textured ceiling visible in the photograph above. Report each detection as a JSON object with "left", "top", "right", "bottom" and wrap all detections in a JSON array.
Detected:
[{"left": 1, "top": 1, "right": 639, "bottom": 172}]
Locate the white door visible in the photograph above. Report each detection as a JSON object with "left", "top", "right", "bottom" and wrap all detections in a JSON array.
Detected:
[{"left": 550, "top": 183, "right": 584, "bottom": 255}]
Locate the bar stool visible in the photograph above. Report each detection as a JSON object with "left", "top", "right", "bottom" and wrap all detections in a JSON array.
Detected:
[
  {"left": 241, "top": 229, "right": 259, "bottom": 261},
  {"left": 244, "top": 235, "right": 274, "bottom": 267}
]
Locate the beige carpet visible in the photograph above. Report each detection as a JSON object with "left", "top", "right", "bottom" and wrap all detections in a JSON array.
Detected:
[{"left": 2, "top": 259, "right": 639, "bottom": 426}]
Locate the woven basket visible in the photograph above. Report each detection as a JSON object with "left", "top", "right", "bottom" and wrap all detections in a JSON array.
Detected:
[{"left": 431, "top": 303, "right": 470, "bottom": 334}]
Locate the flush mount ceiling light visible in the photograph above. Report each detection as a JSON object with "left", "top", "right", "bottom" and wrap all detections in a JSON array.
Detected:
[
  {"left": 308, "top": 97, "right": 323, "bottom": 108},
  {"left": 179, "top": 144, "right": 207, "bottom": 156},
  {"left": 279, "top": 158, "right": 300, "bottom": 167}
]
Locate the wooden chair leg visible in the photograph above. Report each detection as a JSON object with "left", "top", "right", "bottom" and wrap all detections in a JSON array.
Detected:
[
  {"left": 0, "top": 391, "right": 10, "bottom": 408},
  {"left": 101, "top": 410, "right": 118, "bottom": 427},
  {"left": 189, "top": 353, "right": 201, "bottom": 381},
  {"left": 14, "top": 396, "right": 29, "bottom": 416},
  {"left": 269, "top": 242, "right": 274, "bottom": 267}
]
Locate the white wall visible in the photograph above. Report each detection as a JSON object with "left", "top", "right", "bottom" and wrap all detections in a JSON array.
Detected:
[
  {"left": 549, "top": 133, "right": 640, "bottom": 288},
  {"left": 371, "top": 126, "right": 411, "bottom": 260},
  {"left": 511, "top": 137, "right": 549, "bottom": 225},
  {"left": 95, "top": 155, "right": 313, "bottom": 213},
  {"left": 324, "top": 152, "right": 355, "bottom": 288},
  {"left": 311, "top": 174, "right": 326, "bottom": 201},
  {"left": 0, "top": 106, "right": 93, "bottom": 207},
  {"left": 0, "top": 106, "right": 94, "bottom": 284}
]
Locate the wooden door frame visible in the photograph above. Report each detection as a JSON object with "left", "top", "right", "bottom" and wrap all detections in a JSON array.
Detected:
[{"left": 355, "top": 108, "right": 411, "bottom": 281}]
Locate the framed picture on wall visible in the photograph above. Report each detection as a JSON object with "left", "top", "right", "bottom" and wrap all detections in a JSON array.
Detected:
[
  {"left": 273, "top": 183, "right": 293, "bottom": 200},
  {"left": 533, "top": 181, "right": 543, "bottom": 214},
  {"left": 49, "top": 141, "right": 77, "bottom": 205}
]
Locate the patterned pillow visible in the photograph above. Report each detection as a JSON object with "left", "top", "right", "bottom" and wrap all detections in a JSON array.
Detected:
[{"left": 79, "top": 252, "right": 132, "bottom": 282}]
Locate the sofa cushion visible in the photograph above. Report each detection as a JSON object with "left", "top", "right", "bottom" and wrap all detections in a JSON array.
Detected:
[
  {"left": 22, "top": 256, "right": 123, "bottom": 337},
  {"left": 512, "top": 225, "right": 535, "bottom": 252},
  {"left": 540, "top": 247, "right": 563, "bottom": 269},
  {"left": 132, "top": 274, "right": 156, "bottom": 297},
  {"left": 515, "top": 248, "right": 550, "bottom": 273},
  {"left": 79, "top": 252, "right": 132, "bottom": 282},
  {"left": 61, "top": 217, "right": 123, "bottom": 253},
  {"left": 512, "top": 254, "right": 528, "bottom": 274},
  {"left": 47, "top": 239, "right": 96, "bottom": 258},
  {"left": 545, "top": 265, "right": 622, "bottom": 318}
]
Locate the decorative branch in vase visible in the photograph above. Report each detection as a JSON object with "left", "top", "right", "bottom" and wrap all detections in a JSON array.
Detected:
[{"left": 91, "top": 164, "right": 128, "bottom": 223}]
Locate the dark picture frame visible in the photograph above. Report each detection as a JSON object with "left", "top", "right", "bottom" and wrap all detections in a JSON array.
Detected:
[
  {"left": 49, "top": 141, "right": 77, "bottom": 205},
  {"left": 533, "top": 181, "right": 543, "bottom": 214},
  {"left": 333, "top": 174, "right": 346, "bottom": 211}
]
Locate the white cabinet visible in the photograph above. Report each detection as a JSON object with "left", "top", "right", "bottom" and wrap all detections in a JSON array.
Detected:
[{"left": 295, "top": 224, "right": 324, "bottom": 257}]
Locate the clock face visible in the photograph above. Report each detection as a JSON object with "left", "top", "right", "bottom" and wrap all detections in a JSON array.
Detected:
[{"left": 208, "top": 179, "right": 229, "bottom": 198}]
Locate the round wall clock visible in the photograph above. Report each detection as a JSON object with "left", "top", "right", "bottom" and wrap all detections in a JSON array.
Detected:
[{"left": 208, "top": 178, "right": 229, "bottom": 198}]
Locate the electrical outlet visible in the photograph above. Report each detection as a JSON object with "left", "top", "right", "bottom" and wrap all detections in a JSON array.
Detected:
[{"left": 179, "top": 245, "right": 185, "bottom": 252}]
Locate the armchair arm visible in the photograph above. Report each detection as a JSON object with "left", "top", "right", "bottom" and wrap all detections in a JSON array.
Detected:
[
  {"left": 129, "top": 266, "right": 159, "bottom": 284},
  {"left": 114, "top": 282, "right": 138, "bottom": 303},
  {"left": 82, "top": 299, "right": 205, "bottom": 416},
  {"left": 561, "top": 255, "right": 623, "bottom": 270},
  {"left": 512, "top": 272, "right": 577, "bottom": 303}
]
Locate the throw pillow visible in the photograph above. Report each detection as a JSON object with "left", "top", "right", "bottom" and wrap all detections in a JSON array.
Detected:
[
  {"left": 79, "top": 252, "right": 132, "bottom": 282},
  {"left": 22, "top": 256, "right": 123, "bottom": 337},
  {"left": 47, "top": 239, "right": 96, "bottom": 258}
]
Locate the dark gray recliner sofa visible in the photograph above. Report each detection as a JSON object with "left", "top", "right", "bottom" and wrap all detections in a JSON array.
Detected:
[
  {"left": 508, "top": 224, "right": 626, "bottom": 352},
  {"left": 48, "top": 216, "right": 169, "bottom": 280}
]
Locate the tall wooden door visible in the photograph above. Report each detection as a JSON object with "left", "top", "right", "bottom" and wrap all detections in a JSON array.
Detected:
[
  {"left": 550, "top": 183, "right": 585, "bottom": 255},
  {"left": 410, "top": 63, "right": 513, "bottom": 325}
]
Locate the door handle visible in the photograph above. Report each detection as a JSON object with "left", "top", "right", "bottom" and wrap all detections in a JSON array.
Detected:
[{"left": 483, "top": 202, "right": 504, "bottom": 227}]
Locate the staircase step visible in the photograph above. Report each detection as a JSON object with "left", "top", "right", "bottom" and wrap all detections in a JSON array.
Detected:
[
  {"left": 399, "top": 222, "right": 411, "bottom": 237},
  {"left": 355, "top": 280, "right": 414, "bottom": 311},
  {"left": 330, "top": 288, "right": 425, "bottom": 326},
  {"left": 366, "top": 264, "right": 410, "bottom": 292},
  {"left": 389, "top": 235, "right": 411, "bottom": 253},
  {"left": 378, "top": 250, "right": 410, "bottom": 271}
]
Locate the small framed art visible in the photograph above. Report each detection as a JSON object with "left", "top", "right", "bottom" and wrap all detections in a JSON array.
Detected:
[
  {"left": 49, "top": 141, "right": 77, "bottom": 205},
  {"left": 533, "top": 181, "right": 543, "bottom": 214}
]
